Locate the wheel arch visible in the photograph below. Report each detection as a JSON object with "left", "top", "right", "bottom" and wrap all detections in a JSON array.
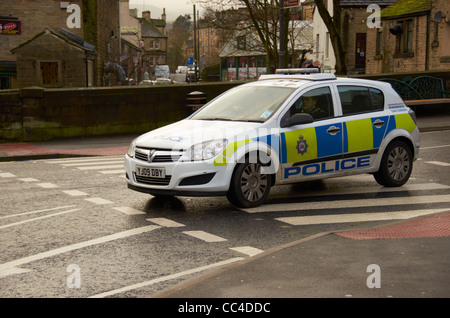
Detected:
[{"left": 231, "top": 141, "right": 280, "bottom": 187}]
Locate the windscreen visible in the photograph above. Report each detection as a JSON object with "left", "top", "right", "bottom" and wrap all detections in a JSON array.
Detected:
[{"left": 191, "top": 85, "right": 295, "bottom": 122}]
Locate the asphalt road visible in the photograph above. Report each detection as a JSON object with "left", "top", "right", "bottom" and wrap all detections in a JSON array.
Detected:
[{"left": 0, "top": 130, "right": 449, "bottom": 299}]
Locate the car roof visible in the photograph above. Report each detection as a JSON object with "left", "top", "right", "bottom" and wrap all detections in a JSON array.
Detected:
[
  {"left": 259, "top": 68, "right": 336, "bottom": 82},
  {"left": 255, "top": 68, "right": 390, "bottom": 90}
]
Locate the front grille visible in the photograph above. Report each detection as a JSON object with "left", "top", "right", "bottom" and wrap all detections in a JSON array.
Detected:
[
  {"left": 135, "top": 147, "right": 183, "bottom": 163},
  {"left": 134, "top": 173, "right": 171, "bottom": 186}
]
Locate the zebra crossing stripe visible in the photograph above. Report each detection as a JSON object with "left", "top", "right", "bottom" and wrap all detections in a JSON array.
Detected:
[{"left": 276, "top": 208, "right": 449, "bottom": 226}]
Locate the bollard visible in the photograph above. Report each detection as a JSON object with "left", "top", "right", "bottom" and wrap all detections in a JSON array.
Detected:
[{"left": 186, "top": 91, "right": 206, "bottom": 114}]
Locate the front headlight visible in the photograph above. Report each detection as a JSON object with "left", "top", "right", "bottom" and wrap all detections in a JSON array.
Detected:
[
  {"left": 126, "top": 139, "right": 137, "bottom": 158},
  {"left": 181, "top": 139, "right": 227, "bottom": 161}
]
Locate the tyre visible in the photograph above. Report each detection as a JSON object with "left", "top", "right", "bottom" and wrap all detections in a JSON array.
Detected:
[
  {"left": 374, "top": 140, "right": 412, "bottom": 187},
  {"left": 227, "top": 161, "right": 272, "bottom": 208}
]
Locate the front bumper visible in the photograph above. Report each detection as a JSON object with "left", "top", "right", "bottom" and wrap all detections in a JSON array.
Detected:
[{"left": 124, "top": 154, "right": 233, "bottom": 197}]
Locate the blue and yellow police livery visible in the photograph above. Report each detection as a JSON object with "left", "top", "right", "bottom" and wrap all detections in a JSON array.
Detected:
[{"left": 125, "top": 69, "right": 420, "bottom": 208}]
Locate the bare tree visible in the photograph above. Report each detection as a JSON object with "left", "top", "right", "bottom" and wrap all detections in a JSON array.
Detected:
[
  {"left": 194, "top": 0, "right": 288, "bottom": 70},
  {"left": 313, "top": 0, "right": 346, "bottom": 74}
]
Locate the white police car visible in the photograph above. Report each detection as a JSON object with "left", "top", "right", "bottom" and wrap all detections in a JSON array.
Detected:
[{"left": 125, "top": 69, "right": 420, "bottom": 208}]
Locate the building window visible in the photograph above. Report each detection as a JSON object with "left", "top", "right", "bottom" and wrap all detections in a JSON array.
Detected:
[
  {"left": 376, "top": 28, "right": 383, "bottom": 56},
  {"left": 325, "top": 32, "right": 330, "bottom": 58},
  {"left": 237, "top": 35, "right": 246, "bottom": 50},
  {"left": 315, "top": 34, "right": 320, "bottom": 59},
  {"left": 40, "top": 61, "right": 59, "bottom": 85},
  {"left": 396, "top": 19, "right": 414, "bottom": 56}
]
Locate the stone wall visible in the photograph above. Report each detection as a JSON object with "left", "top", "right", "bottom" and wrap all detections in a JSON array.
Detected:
[{"left": 0, "top": 82, "right": 241, "bottom": 142}]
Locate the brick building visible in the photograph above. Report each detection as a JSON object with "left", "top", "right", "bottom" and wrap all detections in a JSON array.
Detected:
[
  {"left": 365, "top": 0, "right": 450, "bottom": 74},
  {"left": 0, "top": 0, "right": 120, "bottom": 88},
  {"left": 312, "top": 0, "right": 395, "bottom": 74}
]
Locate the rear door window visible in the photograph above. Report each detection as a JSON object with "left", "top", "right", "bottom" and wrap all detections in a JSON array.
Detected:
[{"left": 337, "top": 86, "right": 384, "bottom": 115}]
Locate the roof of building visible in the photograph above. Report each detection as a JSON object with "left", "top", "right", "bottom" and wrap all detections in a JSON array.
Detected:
[
  {"left": 381, "top": 0, "right": 431, "bottom": 19},
  {"left": 138, "top": 18, "right": 167, "bottom": 38},
  {"left": 11, "top": 28, "right": 96, "bottom": 54},
  {"left": 340, "top": 0, "right": 397, "bottom": 7}
]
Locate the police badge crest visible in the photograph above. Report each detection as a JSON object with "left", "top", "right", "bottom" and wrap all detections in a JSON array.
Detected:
[{"left": 296, "top": 135, "right": 308, "bottom": 155}]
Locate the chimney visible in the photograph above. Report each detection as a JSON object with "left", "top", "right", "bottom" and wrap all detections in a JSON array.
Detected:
[
  {"left": 162, "top": 8, "right": 166, "bottom": 21},
  {"left": 142, "top": 10, "right": 150, "bottom": 20}
]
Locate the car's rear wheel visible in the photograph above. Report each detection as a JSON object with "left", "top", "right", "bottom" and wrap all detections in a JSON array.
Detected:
[
  {"left": 374, "top": 140, "right": 412, "bottom": 187},
  {"left": 227, "top": 160, "right": 272, "bottom": 208}
]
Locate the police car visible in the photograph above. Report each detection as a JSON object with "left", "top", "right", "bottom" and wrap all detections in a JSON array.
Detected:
[{"left": 125, "top": 69, "right": 420, "bottom": 208}]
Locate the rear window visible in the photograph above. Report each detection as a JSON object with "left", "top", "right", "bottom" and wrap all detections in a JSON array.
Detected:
[{"left": 338, "top": 86, "right": 384, "bottom": 115}]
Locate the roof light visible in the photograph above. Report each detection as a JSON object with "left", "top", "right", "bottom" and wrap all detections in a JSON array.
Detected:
[
  {"left": 259, "top": 70, "right": 336, "bottom": 81},
  {"left": 275, "top": 68, "right": 320, "bottom": 74}
]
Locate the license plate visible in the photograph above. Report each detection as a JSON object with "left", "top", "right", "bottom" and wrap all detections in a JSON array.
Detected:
[{"left": 136, "top": 166, "right": 166, "bottom": 178}]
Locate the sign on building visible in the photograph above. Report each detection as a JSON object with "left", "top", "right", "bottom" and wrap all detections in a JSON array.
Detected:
[
  {"left": 284, "top": 0, "right": 300, "bottom": 8},
  {"left": 0, "top": 19, "right": 21, "bottom": 35}
]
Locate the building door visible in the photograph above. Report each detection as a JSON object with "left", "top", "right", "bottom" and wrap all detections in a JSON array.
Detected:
[{"left": 355, "top": 33, "right": 366, "bottom": 70}]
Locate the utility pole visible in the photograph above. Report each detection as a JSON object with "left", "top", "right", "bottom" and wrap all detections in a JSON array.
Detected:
[
  {"left": 193, "top": 5, "right": 198, "bottom": 82},
  {"left": 279, "top": 0, "right": 285, "bottom": 69}
]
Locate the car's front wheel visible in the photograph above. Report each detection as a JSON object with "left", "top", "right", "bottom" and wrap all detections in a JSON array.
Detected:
[
  {"left": 374, "top": 140, "right": 413, "bottom": 187},
  {"left": 227, "top": 161, "right": 272, "bottom": 208}
]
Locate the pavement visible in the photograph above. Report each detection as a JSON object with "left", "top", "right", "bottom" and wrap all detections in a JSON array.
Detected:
[{"left": 1, "top": 115, "right": 449, "bottom": 299}]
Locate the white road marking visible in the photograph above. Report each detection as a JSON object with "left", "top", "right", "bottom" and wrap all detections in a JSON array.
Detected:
[
  {"left": 183, "top": 230, "right": 227, "bottom": 242},
  {"left": 420, "top": 144, "right": 450, "bottom": 150},
  {"left": 229, "top": 246, "right": 264, "bottom": 257},
  {"left": 89, "top": 257, "right": 245, "bottom": 298},
  {"left": 0, "top": 172, "right": 16, "bottom": 178},
  {"left": 0, "top": 205, "right": 77, "bottom": 220},
  {"left": 425, "top": 161, "right": 450, "bottom": 167},
  {"left": 0, "top": 225, "right": 161, "bottom": 278},
  {"left": 18, "top": 178, "right": 39, "bottom": 182},
  {"left": 61, "top": 160, "right": 123, "bottom": 167},
  {"left": 276, "top": 182, "right": 449, "bottom": 200},
  {"left": 63, "top": 190, "right": 89, "bottom": 196},
  {"left": 77, "top": 165, "right": 124, "bottom": 171},
  {"left": 244, "top": 194, "right": 450, "bottom": 213},
  {"left": 36, "top": 183, "right": 59, "bottom": 189},
  {"left": 146, "top": 217, "right": 185, "bottom": 227},
  {"left": 0, "top": 208, "right": 81, "bottom": 230},
  {"left": 276, "top": 208, "right": 449, "bottom": 226},
  {"left": 113, "top": 206, "right": 146, "bottom": 215},
  {"left": 45, "top": 156, "right": 124, "bottom": 164},
  {"left": 85, "top": 197, "right": 114, "bottom": 205},
  {"left": 99, "top": 169, "right": 125, "bottom": 174}
]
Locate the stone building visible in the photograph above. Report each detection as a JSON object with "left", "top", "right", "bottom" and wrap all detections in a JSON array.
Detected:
[
  {"left": 119, "top": 0, "right": 168, "bottom": 81},
  {"left": 365, "top": 0, "right": 450, "bottom": 74},
  {"left": 0, "top": 0, "right": 120, "bottom": 88},
  {"left": 11, "top": 28, "right": 96, "bottom": 88},
  {"left": 138, "top": 10, "right": 168, "bottom": 78}
]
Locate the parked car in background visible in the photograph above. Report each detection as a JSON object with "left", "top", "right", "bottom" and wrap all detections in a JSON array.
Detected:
[
  {"left": 155, "top": 65, "right": 170, "bottom": 79},
  {"left": 176, "top": 66, "right": 188, "bottom": 74}
]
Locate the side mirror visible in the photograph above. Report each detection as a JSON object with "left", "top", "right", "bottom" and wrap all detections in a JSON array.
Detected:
[{"left": 280, "top": 113, "right": 314, "bottom": 128}]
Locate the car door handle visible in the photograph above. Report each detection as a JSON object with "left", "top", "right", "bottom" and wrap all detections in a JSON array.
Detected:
[
  {"left": 373, "top": 119, "right": 385, "bottom": 128},
  {"left": 326, "top": 126, "right": 341, "bottom": 135}
]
